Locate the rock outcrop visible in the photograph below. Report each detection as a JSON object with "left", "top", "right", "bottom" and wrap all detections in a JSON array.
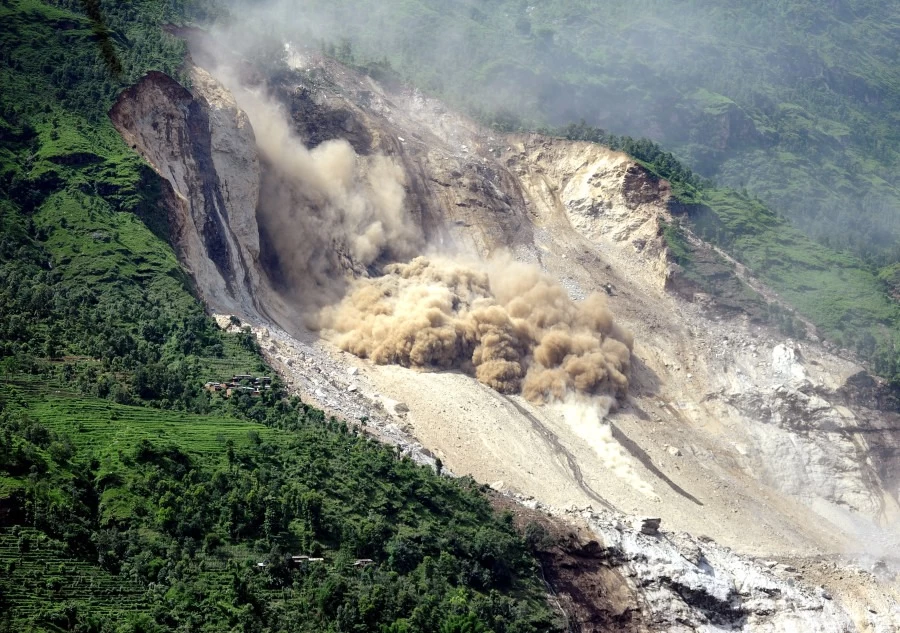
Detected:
[{"left": 110, "top": 68, "right": 261, "bottom": 317}]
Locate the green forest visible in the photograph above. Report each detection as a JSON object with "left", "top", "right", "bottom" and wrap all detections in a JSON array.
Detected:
[{"left": 0, "top": 1, "right": 560, "bottom": 631}]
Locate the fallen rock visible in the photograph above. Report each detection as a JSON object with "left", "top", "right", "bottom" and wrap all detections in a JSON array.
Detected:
[{"left": 635, "top": 517, "right": 662, "bottom": 535}]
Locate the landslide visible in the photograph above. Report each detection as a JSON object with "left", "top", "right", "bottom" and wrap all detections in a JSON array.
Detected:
[{"left": 120, "top": 36, "right": 900, "bottom": 631}]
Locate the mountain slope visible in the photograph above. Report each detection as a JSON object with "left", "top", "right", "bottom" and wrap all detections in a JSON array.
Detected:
[
  {"left": 119, "top": 33, "right": 900, "bottom": 629},
  {"left": 0, "top": 3, "right": 560, "bottom": 631},
  {"left": 216, "top": 0, "right": 900, "bottom": 384},
  {"left": 4, "top": 2, "right": 900, "bottom": 631},
  {"left": 257, "top": 0, "right": 900, "bottom": 267}
]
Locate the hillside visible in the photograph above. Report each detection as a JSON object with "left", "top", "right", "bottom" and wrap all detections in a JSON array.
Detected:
[
  {"left": 210, "top": 0, "right": 900, "bottom": 385},
  {"left": 553, "top": 123, "right": 900, "bottom": 383},
  {"left": 4, "top": 1, "right": 900, "bottom": 631},
  {"left": 260, "top": 0, "right": 900, "bottom": 266},
  {"left": 0, "top": 2, "right": 559, "bottom": 631},
  {"left": 106, "top": 25, "right": 899, "bottom": 628}
]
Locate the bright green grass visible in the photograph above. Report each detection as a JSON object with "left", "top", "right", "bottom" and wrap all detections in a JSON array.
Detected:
[
  {"left": 686, "top": 188, "right": 900, "bottom": 351},
  {"left": 690, "top": 88, "right": 736, "bottom": 116},
  {"left": 2, "top": 381, "right": 273, "bottom": 458}
]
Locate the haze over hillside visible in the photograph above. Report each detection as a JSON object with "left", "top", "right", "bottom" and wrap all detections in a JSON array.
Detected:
[
  {"left": 2, "top": 1, "right": 900, "bottom": 632},
  {"left": 236, "top": 0, "right": 900, "bottom": 265}
]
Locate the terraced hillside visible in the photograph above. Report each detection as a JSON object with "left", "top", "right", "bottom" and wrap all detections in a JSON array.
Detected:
[{"left": 0, "top": 378, "right": 558, "bottom": 632}]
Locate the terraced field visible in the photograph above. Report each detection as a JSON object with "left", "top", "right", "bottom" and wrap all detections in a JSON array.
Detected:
[
  {"left": 0, "top": 378, "right": 281, "bottom": 628},
  {"left": 1, "top": 377, "right": 274, "bottom": 457},
  {"left": 30, "top": 396, "right": 273, "bottom": 455},
  {"left": 0, "top": 529, "right": 146, "bottom": 620}
]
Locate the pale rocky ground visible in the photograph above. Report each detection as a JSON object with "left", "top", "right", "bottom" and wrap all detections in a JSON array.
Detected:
[{"left": 119, "top": 42, "right": 900, "bottom": 631}]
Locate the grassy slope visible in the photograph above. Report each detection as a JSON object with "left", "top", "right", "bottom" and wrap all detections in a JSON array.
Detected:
[
  {"left": 0, "top": 2, "right": 558, "bottom": 631},
  {"left": 687, "top": 188, "right": 899, "bottom": 358}
]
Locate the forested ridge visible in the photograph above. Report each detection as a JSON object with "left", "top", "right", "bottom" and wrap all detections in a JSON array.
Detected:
[{"left": 0, "top": 2, "right": 559, "bottom": 631}]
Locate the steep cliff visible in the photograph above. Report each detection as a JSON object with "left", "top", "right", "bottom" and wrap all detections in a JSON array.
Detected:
[
  {"left": 110, "top": 45, "right": 900, "bottom": 631},
  {"left": 109, "top": 67, "right": 261, "bottom": 317}
]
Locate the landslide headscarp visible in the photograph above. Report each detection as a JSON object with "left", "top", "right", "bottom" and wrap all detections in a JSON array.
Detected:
[
  {"left": 110, "top": 67, "right": 261, "bottom": 316},
  {"left": 108, "top": 42, "right": 900, "bottom": 631}
]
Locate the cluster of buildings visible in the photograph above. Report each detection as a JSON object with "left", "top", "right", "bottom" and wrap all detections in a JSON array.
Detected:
[
  {"left": 254, "top": 556, "right": 374, "bottom": 569},
  {"left": 204, "top": 374, "right": 272, "bottom": 398}
]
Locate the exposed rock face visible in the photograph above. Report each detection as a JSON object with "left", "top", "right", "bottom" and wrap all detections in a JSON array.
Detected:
[
  {"left": 110, "top": 68, "right": 261, "bottom": 316},
  {"left": 723, "top": 346, "right": 886, "bottom": 516},
  {"left": 111, "top": 46, "right": 900, "bottom": 631},
  {"left": 500, "top": 496, "right": 860, "bottom": 633},
  {"left": 581, "top": 510, "right": 854, "bottom": 633}
]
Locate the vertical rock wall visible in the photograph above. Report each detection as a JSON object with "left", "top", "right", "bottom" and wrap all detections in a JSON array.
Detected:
[{"left": 110, "top": 68, "right": 261, "bottom": 317}]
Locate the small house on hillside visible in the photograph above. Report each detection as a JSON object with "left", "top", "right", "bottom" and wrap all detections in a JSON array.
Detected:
[
  {"left": 289, "top": 555, "right": 310, "bottom": 567},
  {"left": 289, "top": 555, "right": 325, "bottom": 568}
]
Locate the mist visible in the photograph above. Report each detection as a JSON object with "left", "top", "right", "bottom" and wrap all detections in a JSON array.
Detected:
[{"left": 218, "top": 0, "right": 900, "bottom": 268}]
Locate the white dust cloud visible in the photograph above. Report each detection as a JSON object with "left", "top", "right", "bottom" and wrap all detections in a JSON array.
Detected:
[
  {"left": 319, "top": 255, "right": 633, "bottom": 402},
  {"left": 556, "top": 396, "right": 657, "bottom": 498}
]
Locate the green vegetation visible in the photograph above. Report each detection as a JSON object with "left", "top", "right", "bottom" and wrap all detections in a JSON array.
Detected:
[
  {"left": 686, "top": 188, "right": 900, "bottom": 376},
  {"left": 0, "top": 2, "right": 560, "bottom": 630},
  {"left": 0, "top": 383, "right": 557, "bottom": 632}
]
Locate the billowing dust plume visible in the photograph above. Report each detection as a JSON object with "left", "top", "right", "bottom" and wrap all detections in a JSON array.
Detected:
[
  {"left": 556, "top": 396, "right": 657, "bottom": 498},
  {"left": 205, "top": 61, "right": 634, "bottom": 406},
  {"left": 213, "top": 65, "right": 421, "bottom": 299},
  {"left": 319, "top": 255, "right": 633, "bottom": 402}
]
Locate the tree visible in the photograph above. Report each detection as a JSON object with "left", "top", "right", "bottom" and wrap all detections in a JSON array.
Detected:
[{"left": 440, "top": 614, "right": 488, "bottom": 633}]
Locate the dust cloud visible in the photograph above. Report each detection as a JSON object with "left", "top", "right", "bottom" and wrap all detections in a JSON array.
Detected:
[
  {"left": 205, "top": 61, "right": 634, "bottom": 407},
  {"left": 556, "top": 396, "right": 657, "bottom": 498},
  {"left": 211, "top": 65, "right": 421, "bottom": 299},
  {"left": 202, "top": 38, "right": 645, "bottom": 497},
  {"left": 318, "top": 250, "right": 643, "bottom": 491},
  {"left": 318, "top": 255, "right": 633, "bottom": 402}
]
